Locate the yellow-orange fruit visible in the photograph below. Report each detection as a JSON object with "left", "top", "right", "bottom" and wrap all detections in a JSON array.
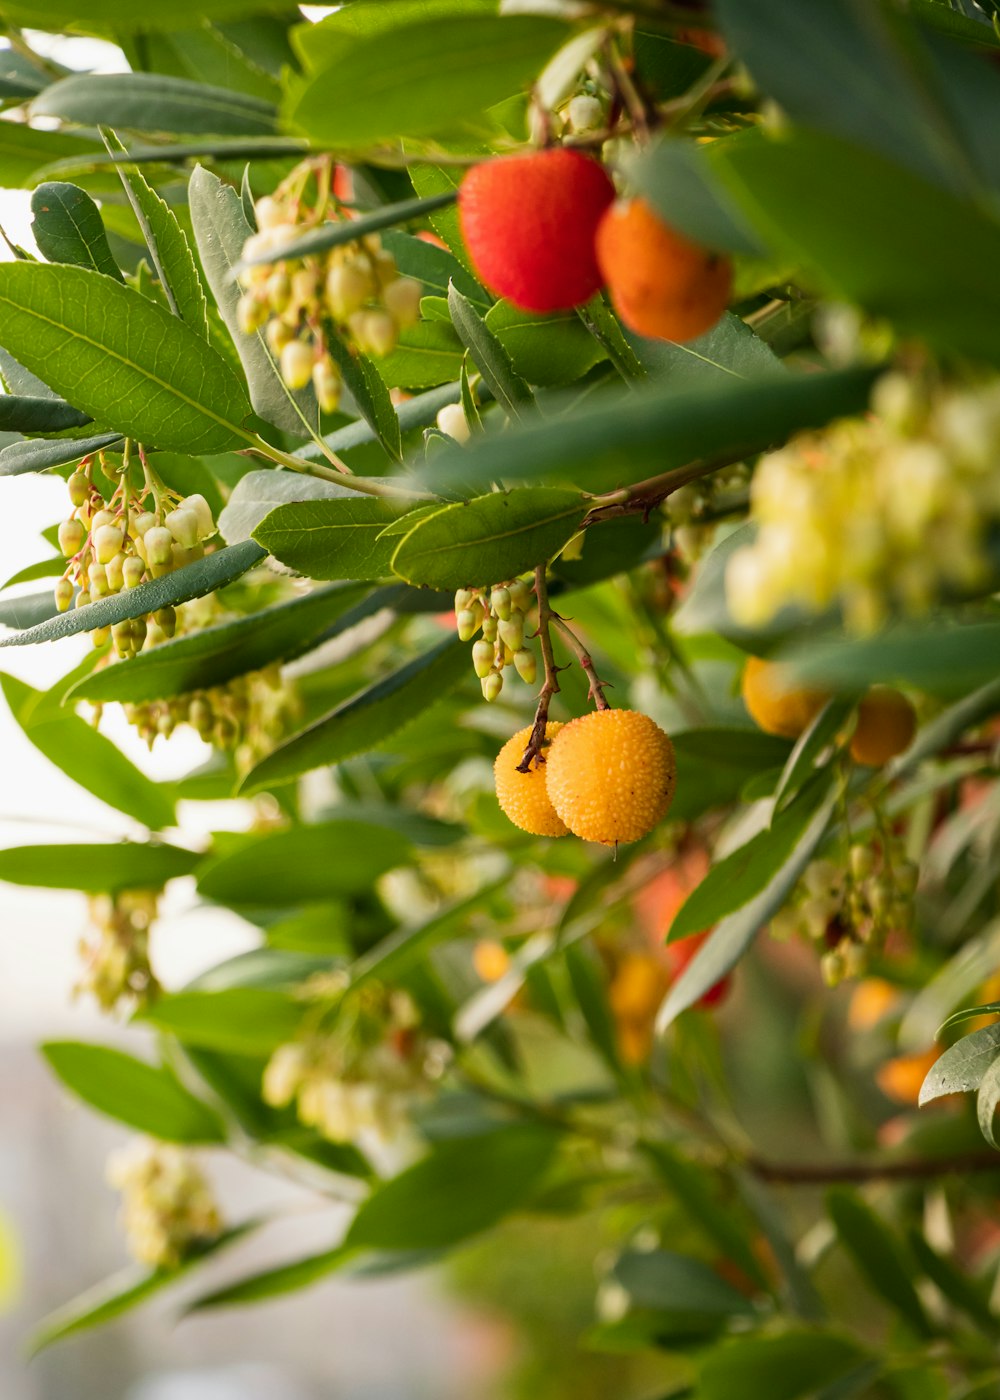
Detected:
[
  {"left": 741, "top": 656, "right": 830, "bottom": 740},
  {"left": 545, "top": 709, "right": 676, "bottom": 846},
  {"left": 850, "top": 686, "right": 916, "bottom": 766},
  {"left": 494, "top": 723, "right": 568, "bottom": 837},
  {"left": 595, "top": 197, "right": 732, "bottom": 343},
  {"left": 876, "top": 1048, "right": 939, "bottom": 1107},
  {"left": 847, "top": 977, "right": 901, "bottom": 1032}
]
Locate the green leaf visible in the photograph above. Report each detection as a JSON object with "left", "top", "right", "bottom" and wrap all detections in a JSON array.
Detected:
[
  {"left": 564, "top": 943, "right": 623, "bottom": 1076},
  {"left": 657, "top": 780, "right": 838, "bottom": 1027},
  {"left": 892, "top": 677, "right": 1000, "bottom": 778},
  {"left": 0, "top": 588, "right": 62, "bottom": 631},
  {"left": 350, "top": 879, "right": 506, "bottom": 990},
  {"left": 0, "top": 0, "right": 294, "bottom": 27},
  {"left": 102, "top": 128, "right": 208, "bottom": 338},
  {"left": 0, "top": 123, "right": 99, "bottom": 190},
  {"left": 709, "top": 128, "right": 1000, "bottom": 366},
  {"left": 409, "top": 163, "right": 474, "bottom": 275},
  {"left": 669, "top": 777, "right": 835, "bottom": 942},
  {"left": 785, "top": 620, "right": 1000, "bottom": 700},
  {"left": 254, "top": 498, "right": 419, "bottom": 581},
  {"left": 66, "top": 583, "right": 371, "bottom": 705},
  {"left": 773, "top": 697, "right": 856, "bottom": 812},
  {"left": 299, "top": 381, "right": 477, "bottom": 467},
  {"left": 243, "top": 638, "right": 468, "bottom": 792},
  {"left": 188, "top": 166, "right": 320, "bottom": 438},
  {"left": 422, "top": 366, "right": 877, "bottom": 494},
  {"left": 670, "top": 727, "right": 792, "bottom": 824},
  {"left": 827, "top": 1190, "right": 932, "bottom": 1336},
  {"left": 30, "top": 181, "right": 122, "bottom": 281},
  {"left": 485, "top": 301, "right": 606, "bottom": 388},
  {"left": 28, "top": 1226, "right": 253, "bottom": 1355},
  {"left": 737, "top": 1172, "right": 825, "bottom": 1319},
  {"left": 2, "top": 556, "right": 63, "bottom": 589},
  {"left": 196, "top": 819, "right": 413, "bottom": 907},
  {"left": 236, "top": 192, "right": 459, "bottom": 269},
  {"left": 378, "top": 321, "right": 464, "bottom": 391},
  {"left": 919, "top": 1023, "right": 1000, "bottom": 1103},
  {"left": 697, "top": 1331, "right": 868, "bottom": 1400},
  {"left": 610, "top": 1248, "right": 757, "bottom": 1331},
  {"left": 0, "top": 540, "right": 266, "bottom": 649},
  {"left": 448, "top": 282, "right": 534, "bottom": 417},
  {"left": 0, "top": 262, "right": 251, "bottom": 454},
  {"left": 33, "top": 73, "right": 278, "bottom": 137},
  {"left": 0, "top": 840, "right": 199, "bottom": 892},
  {"left": 323, "top": 328, "right": 403, "bottom": 462},
  {"left": 0, "top": 432, "right": 122, "bottom": 476},
  {"left": 346, "top": 1124, "right": 558, "bottom": 1251},
  {"left": 218, "top": 469, "right": 352, "bottom": 545},
  {"left": 186, "top": 1244, "right": 354, "bottom": 1311},
  {"left": 42, "top": 1041, "right": 225, "bottom": 1143},
  {"left": 0, "top": 394, "right": 90, "bottom": 433},
  {"left": 1, "top": 673, "right": 175, "bottom": 829},
  {"left": 908, "top": 1232, "right": 999, "bottom": 1334},
  {"left": 136, "top": 988, "right": 304, "bottom": 1056},
  {"left": 382, "top": 228, "right": 488, "bottom": 307},
  {"left": 626, "top": 310, "right": 784, "bottom": 386},
  {"left": 290, "top": 15, "right": 568, "bottom": 149},
  {"left": 626, "top": 135, "right": 767, "bottom": 256},
  {"left": 392, "top": 488, "right": 587, "bottom": 591}
]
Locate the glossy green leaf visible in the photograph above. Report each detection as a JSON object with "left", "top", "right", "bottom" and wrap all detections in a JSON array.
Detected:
[
  {"left": 773, "top": 697, "right": 856, "bottom": 812},
  {"left": 244, "top": 638, "right": 468, "bottom": 792},
  {"left": 698, "top": 1331, "right": 868, "bottom": 1400},
  {"left": 484, "top": 301, "right": 606, "bottom": 388},
  {"left": 236, "top": 192, "right": 458, "bottom": 269},
  {"left": 786, "top": 620, "right": 1000, "bottom": 700},
  {"left": 0, "top": 394, "right": 90, "bottom": 433},
  {"left": 33, "top": 73, "right": 278, "bottom": 137},
  {"left": 346, "top": 1124, "right": 558, "bottom": 1251},
  {"left": 382, "top": 228, "right": 488, "bottom": 308},
  {"left": 392, "top": 489, "right": 586, "bottom": 591},
  {"left": 448, "top": 282, "right": 534, "bottom": 417},
  {"left": 254, "top": 498, "right": 419, "bottom": 581},
  {"left": 827, "top": 1190, "right": 932, "bottom": 1336},
  {"left": 626, "top": 135, "right": 768, "bottom": 256},
  {"left": 323, "top": 327, "right": 403, "bottom": 462},
  {"left": 0, "top": 262, "right": 251, "bottom": 453},
  {"left": 0, "top": 840, "right": 198, "bottom": 892},
  {"left": 1, "top": 673, "right": 175, "bottom": 829},
  {"left": 378, "top": 321, "right": 464, "bottom": 391},
  {"left": 291, "top": 15, "right": 567, "bottom": 149},
  {"left": 218, "top": 469, "right": 357, "bottom": 545},
  {"left": 42, "top": 1041, "right": 225, "bottom": 1143},
  {"left": 196, "top": 820, "right": 413, "bottom": 907},
  {"left": 2, "top": 557, "right": 63, "bottom": 589},
  {"left": 0, "top": 0, "right": 293, "bottom": 27},
  {"left": 0, "top": 540, "right": 266, "bottom": 649},
  {"left": 423, "top": 366, "right": 877, "bottom": 494},
  {"left": 102, "top": 128, "right": 208, "bottom": 337},
  {"left": 67, "top": 583, "right": 371, "bottom": 705},
  {"left": 0, "top": 123, "right": 99, "bottom": 189},
  {"left": 136, "top": 988, "right": 304, "bottom": 1056},
  {"left": 30, "top": 181, "right": 122, "bottom": 281},
  {"left": 919, "top": 1023, "right": 1000, "bottom": 1103},
  {"left": 0, "top": 432, "right": 122, "bottom": 477},
  {"left": 188, "top": 166, "right": 320, "bottom": 438},
  {"left": 626, "top": 310, "right": 784, "bottom": 386}
]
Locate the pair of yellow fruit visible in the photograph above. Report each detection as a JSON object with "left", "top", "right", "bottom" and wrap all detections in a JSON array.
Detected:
[
  {"left": 741, "top": 657, "right": 917, "bottom": 765},
  {"left": 495, "top": 709, "right": 676, "bottom": 846}
]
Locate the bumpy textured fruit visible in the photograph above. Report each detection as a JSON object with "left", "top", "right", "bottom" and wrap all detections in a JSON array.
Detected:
[
  {"left": 458, "top": 149, "right": 615, "bottom": 313},
  {"left": 494, "top": 723, "right": 568, "bottom": 837},
  {"left": 741, "top": 656, "right": 830, "bottom": 740},
  {"left": 546, "top": 709, "right": 675, "bottom": 846},
  {"left": 850, "top": 686, "right": 916, "bottom": 766},
  {"left": 595, "top": 198, "right": 731, "bottom": 342}
]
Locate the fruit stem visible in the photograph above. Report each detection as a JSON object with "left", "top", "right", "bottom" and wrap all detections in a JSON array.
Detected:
[
  {"left": 517, "top": 564, "right": 563, "bottom": 773},
  {"left": 551, "top": 614, "right": 612, "bottom": 711}
]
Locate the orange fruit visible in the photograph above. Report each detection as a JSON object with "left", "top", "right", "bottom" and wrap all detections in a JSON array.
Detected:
[{"left": 741, "top": 656, "right": 830, "bottom": 741}]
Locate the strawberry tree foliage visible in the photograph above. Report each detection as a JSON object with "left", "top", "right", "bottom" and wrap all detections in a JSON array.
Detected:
[{"left": 6, "top": 1, "right": 1000, "bottom": 1394}]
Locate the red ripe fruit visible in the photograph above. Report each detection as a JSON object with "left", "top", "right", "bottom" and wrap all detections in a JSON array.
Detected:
[
  {"left": 664, "top": 931, "right": 732, "bottom": 1009},
  {"left": 458, "top": 148, "right": 615, "bottom": 313}
]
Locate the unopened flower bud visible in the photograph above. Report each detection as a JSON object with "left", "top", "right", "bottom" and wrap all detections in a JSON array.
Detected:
[
  {"left": 513, "top": 648, "right": 536, "bottom": 684},
  {"left": 237, "top": 292, "right": 265, "bottom": 336},
  {"left": 481, "top": 670, "right": 503, "bottom": 702},
  {"left": 131, "top": 511, "right": 156, "bottom": 539},
  {"left": 498, "top": 615, "right": 524, "bottom": 651},
  {"left": 491, "top": 586, "right": 512, "bottom": 621},
  {"left": 145, "top": 527, "right": 174, "bottom": 568},
  {"left": 188, "top": 697, "right": 214, "bottom": 737},
  {"left": 165, "top": 509, "right": 199, "bottom": 549},
  {"left": 88, "top": 561, "right": 108, "bottom": 596},
  {"left": 312, "top": 355, "right": 341, "bottom": 414},
  {"left": 172, "top": 543, "right": 202, "bottom": 570},
  {"left": 105, "top": 552, "right": 125, "bottom": 593},
  {"left": 58, "top": 518, "right": 85, "bottom": 557},
  {"left": 280, "top": 339, "right": 314, "bottom": 391},
  {"left": 326, "top": 259, "right": 374, "bottom": 319},
  {"left": 266, "top": 319, "right": 294, "bottom": 355},
  {"left": 112, "top": 620, "right": 134, "bottom": 658},
  {"left": 482, "top": 614, "right": 498, "bottom": 642},
  {"left": 154, "top": 606, "right": 176, "bottom": 638},
  {"left": 93, "top": 524, "right": 124, "bottom": 565},
  {"left": 372, "top": 249, "right": 397, "bottom": 288},
  {"left": 567, "top": 93, "right": 604, "bottom": 133},
  {"left": 254, "top": 196, "right": 283, "bottom": 231},
  {"left": 456, "top": 607, "right": 480, "bottom": 641},
  {"left": 180, "top": 494, "right": 215, "bottom": 541},
  {"left": 383, "top": 276, "right": 422, "bottom": 329},
  {"left": 472, "top": 639, "right": 494, "bottom": 678},
  {"left": 508, "top": 577, "right": 533, "bottom": 611},
  {"left": 454, "top": 588, "right": 474, "bottom": 611},
  {"left": 91, "top": 509, "right": 114, "bottom": 532},
  {"left": 54, "top": 577, "right": 74, "bottom": 612},
  {"left": 849, "top": 844, "right": 875, "bottom": 881},
  {"left": 67, "top": 470, "right": 88, "bottom": 507},
  {"left": 120, "top": 556, "right": 144, "bottom": 590},
  {"left": 436, "top": 402, "right": 470, "bottom": 444},
  {"left": 265, "top": 270, "right": 291, "bottom": 313},
  {"left": 92, "top": 625, "right": 111, "bottom": 648},
  {"left": 357, "top": 310, "right": 397, "bottom": 358},
  {"left": 75, "top": 588, "right": 91, "bottom": 610}
]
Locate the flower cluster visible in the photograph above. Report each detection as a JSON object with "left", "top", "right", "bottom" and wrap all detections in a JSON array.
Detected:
[
  {"left": 770, "top": 840, "right": 918, "bottom": 985},
  {"left": 455, "top": 578, "right": 538, "bottom": 701},
  {"left": 726, "top": 374, "right": 1000, "bottom": 633},
  {"left": 55, "top": 454, "right": 216, "bottom": 656},
  {"left": 664, "top": 464, "right": 750, "bottom": 565},
  {"left": 263, "top": 983, "right": 445, "bottom": 1146},
  {"left": 76, "top": 890, "right": 159, "bottom": 1014},
  {"left": 107, "top": 1139, "right": 221, "bottom": 1270},
  {"left": 237, "top": 161, "right": 423, "bottom": 410}
]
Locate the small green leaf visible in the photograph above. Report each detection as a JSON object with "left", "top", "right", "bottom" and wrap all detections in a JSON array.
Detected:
[
  {"left": 136, "top": 988, "right": 304, "bottom": 1056},
  {"left": 670, "top": 727, "right": 791, "bottom": 825},
  {"left": 697, "top": 1331, "right": 868, "bottom": 1400},
  {"left": 346, "top": 1124, "right": 558, "bottom": 1251},
  {"left": 186, "top": 1244, "right": 353, "bottom": 1311},
  {"left": 908, "top": 1231, "right": 999, "bottom": 1334},
  {"left": 0, "top": 840, "right": 199, "bottom": 892},
  {"left": 243, "top": 638, "right": 468, "bottom": 792},
  {"left": 254, "top": 498, "right": 416, "bottom": 580},
  {"left": 378, "top": 321, "right": 464, "bottom": 391},
  {"left": 0, "top": 432, "right": 122, "bottom": 476},
  {"left": 30, "top": 181, "right": 123, "bottom": 281},
  {"left": 2, "top": 673, "right": 175, "bottom": 829},
  {"left": 447, "top": 281, "right": 534, "bottom": 417},
  {"left": 67, "top": 582, "right": 371, "bottom": 704},
  {"left": 919, "top": 1023, "right": 1000, "bottom": 1104},
  {"left": 382, "top": 228, "right": 488, "bottom": 307},
  {"left": 611, "top": 1248, "right": 757, "bottom": 1328},
  {"left": 322, "top": 328, "right": 403, "bottom": 462},
  {"left": 0, "top": 394, "right": 90, "bottom": 433},
  {"left": 773, "top": 697, "right": 856, "bottom": 812},
  {"left": 42, "top": 1041, "right": 226, "bottom": 1142},
  {"left": 0, "top": 262, "right": 251, "bottom": 454},
  {"left": 827, "top": 1190, "right": 932, "bottom": 1337},
  {"left": 392, "top": 488, "right": 586, "bottom": 591},
  {"left": 33, "top": 72, "right": 278, "bottom": 137}
]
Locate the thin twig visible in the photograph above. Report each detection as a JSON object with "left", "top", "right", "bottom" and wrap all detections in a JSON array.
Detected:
[
  {"left": 517, "top": 565, "right": 563, "bottom": 772},
  {"left": 552, "top": 614, "right": 612, "bottom": 710}
]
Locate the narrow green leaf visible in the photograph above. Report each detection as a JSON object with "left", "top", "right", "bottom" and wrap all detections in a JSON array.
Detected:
[
  {"left": 577, "top": 295, "right": 648, "bottom": 382},
  {"left": 2, "top": 557, "right": 63, "bottom": 589},
  {"left": 253, "top": 498, "right": 415, "bottom": 580},
  {"left": 30, "top": 181, "right": 122, "bottom": 281},
  {"left": 66, "top": 582, "right": 371, "bottom": 705},
  {"left": 908, "top": 1231, "right": 999, "bottom": 1334},
  {"left": 0, "top": 840, "right": 198, "bottom": 892},
  {"left": 737, "top": 1172, "right": 825, "bottom": 1319},
  {"left": 564, "top": 943, "right": 623, "bottom": 1076},
  {"left": 243, "top": 638, "right": 468, "bottom": 792},
  {"left": 697, "top": 1331, "right": 867, "bottom": 1400},
  {"left": 773, "top": 697, "right": 856, "bottom": 813},
  {"left": 351, "top": 879, "right": 509, "bottom": 991},
  {"left": 611, "top": 1248, "right": 757, "bottom": 1327},
  {"left": 0, "top": 394, "right": 90, "bottom": 433},
  {"left": 188, "top": 165, "right": 320, "bottom": 439},
  {"left": 296, "top": 381, "right": 477, "bottom": 467},
  {"left": 448, "top": 281, "right": 534, "bottom": 418},
  {"left": 919, "top": 1024, "right": 1000, "bottom": 1104},
  {"left": 670, "top": 727, "right": 791, "bottom": 825},
  {"left": 323, "top": 327, "right": 403, "bottom": 462},
  {"left": 102, "top": 127, "right": 209, "bottom": 338},
  {"left": 0, "top": 588, "right": 62, "bottom": 631},
  {"left": 827, "top": 1190, "right": 932, "bottom": 1337},
  {"left": 346, "top": 1124, "right": 558, "bottom": 1251},
  {"left": 33, "top": 73, "right": 278, "bottom": 137},
  {"left": 0, "top": 262, "right": 251, "bottom": 454},
  {"left": 786, "top": 620, "right": 1000, "bottom": 701},
  {"left": 42, "top": 1041, "right": 226, "bottom": 1143},
  {"left": 0, "top": 540, "right": 266, "bottom": 649},
  {"left": 136, "top": 988, "right": 304, "bottom": 1056},
  {"left": 627, "top": 310, "right": 784, "bottom": 386},
  {"left": 382, "top": 228, "right": 488, "bottom": 308},
  {"left": 392, "top": 488, "right": 586, "bottom": 591},
  {"left": 218, "top": 469, "right": 352, "bottom": 545},
  {"left": 1, "top": 673, "right": 175, "bottom": 829},
  {"left": 186, "top": 1244, "right": 353, "bottom": 1311},
  {"left": 196, "top": 820, "right": 413, "bottom": 907},
  {"left": 0, "top": 432, "right": 123, "bottom": 476},
  {"left": 235, "top": 192, "right": 458, "bottom": 270},
  {"left": 626, "top": 135, "right": 767, "bottom": 256}
]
